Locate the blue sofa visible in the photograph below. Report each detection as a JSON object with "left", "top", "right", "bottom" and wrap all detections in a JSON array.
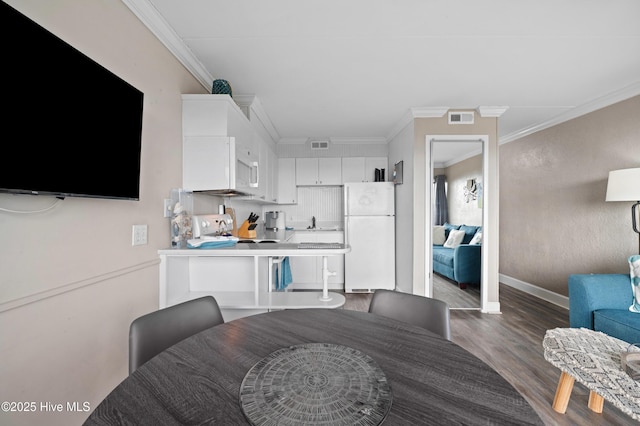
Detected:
[
  {"left": 569, "top": 274, "right": 640, "bottom": 344},
  {"left": 432, "top": 224, "right": 481, "bottom": 289}
]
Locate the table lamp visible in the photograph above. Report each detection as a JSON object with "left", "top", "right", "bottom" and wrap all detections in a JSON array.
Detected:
[{"left": 606, "top": 168, "right": 640, "bottom": 254}]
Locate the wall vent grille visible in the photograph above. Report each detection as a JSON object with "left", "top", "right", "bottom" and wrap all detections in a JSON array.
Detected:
[
  {"left": 310, "top": 140, "right": 330, "bottom": 149},
  {"left": 448, "top": 111, "right": 475, "bottom": 124}
]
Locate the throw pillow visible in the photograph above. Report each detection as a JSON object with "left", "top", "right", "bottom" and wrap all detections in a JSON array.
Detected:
[
  {"left": 443, "top": 222, "right": 460, "bottom": 239},
  {"left": 629, "top": 255, "right": 640, "bottom": 313},
  {"left": 469, "top": 231, "right": 483, "bottom": 245},
  {"left": 459, "top": 225, "right": 479, "bottom": 244},
  {"left": 443, "top": 229, "right": 465, "bottom": 248},
  {"left": 433, "top": 226, "right": 446, "bottom": 245}
]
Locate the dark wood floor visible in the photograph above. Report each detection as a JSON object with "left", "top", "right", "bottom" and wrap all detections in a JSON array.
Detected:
[
  {"left": 433, "top": 272, "right": 481, "bottom": 309},
  {"left": 341, "top": 284, "right": 635, "bottom": 425}
]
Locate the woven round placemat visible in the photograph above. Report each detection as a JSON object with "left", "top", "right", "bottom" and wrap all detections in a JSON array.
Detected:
[{"left": 239, "top": 343, "right": 392, "bottom": 425}]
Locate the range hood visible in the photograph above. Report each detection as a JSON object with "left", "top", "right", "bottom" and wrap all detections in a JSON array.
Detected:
[{"left": 193, "top": 188, "right": 252, "bottom": 197}]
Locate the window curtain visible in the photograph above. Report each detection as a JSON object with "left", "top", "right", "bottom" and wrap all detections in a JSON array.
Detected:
[{"left": 434, "top": 175, "right": 448, "bottom": 225}]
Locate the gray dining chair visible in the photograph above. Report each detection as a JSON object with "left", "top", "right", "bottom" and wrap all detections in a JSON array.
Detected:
[
  {"left": 368, "top": 289, "right": 451, "bottom": 340},
  {"left": 129, "top": 296, "right": 224, "bottom": 374}
]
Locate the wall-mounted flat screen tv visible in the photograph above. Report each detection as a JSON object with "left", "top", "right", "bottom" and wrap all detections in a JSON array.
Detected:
[{"left": 0, "top": 2, "right": 144, "bottom": 200}]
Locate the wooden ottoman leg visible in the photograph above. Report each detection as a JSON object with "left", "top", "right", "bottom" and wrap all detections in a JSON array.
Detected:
[
  {"left": 588, "top": 391, "right": 604, "bottom": 413},
  {"left": 552, "top": 371, "right": 575, "bottom": 413}
]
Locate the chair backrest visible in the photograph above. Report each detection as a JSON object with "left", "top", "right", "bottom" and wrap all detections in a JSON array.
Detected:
[
  {"left": 368, "top": 290, "right": 451, "bottom": 340},
  {"left": 129, "top": 296, "right": 224, "bottom": 374}
]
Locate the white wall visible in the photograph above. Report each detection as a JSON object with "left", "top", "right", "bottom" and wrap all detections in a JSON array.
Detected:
[
  {"left": 388, "top": 121, "right": 415, "bottom": 294},
  {"left": 444, "top": 154, "right": 483, "bottom": 226},
  {"left": 0, "top": 1, "right": 210, "bottom": 424}
]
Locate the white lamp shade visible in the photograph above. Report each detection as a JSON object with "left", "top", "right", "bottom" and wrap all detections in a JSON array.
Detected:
[{"left": 606, "top": 168, "right": 640, "bottom": 202}]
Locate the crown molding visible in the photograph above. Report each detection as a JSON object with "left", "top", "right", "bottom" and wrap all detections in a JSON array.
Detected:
[
  {"left": 411, "top": 107, "right": 450, "bottom": 118},
  {"left": 331, "top": 137, "right": 388, "bottom": 145},
  {"left": 122, "top": 0, "right": 212, "bottom": 91},
  {"left": 477, "top": 106, "right": 509, "bottom": 118},
  {"left": 386, "top": 106, "right": 450, "bottom": 142},
  {"left": 500, "top": 82, "right": 640, "bottom": 144},
  {"left": 385, "top": 109, "right": 414, "bottom": 142},
  {"left": 234, "top": 95, "right": 281, "bottom": 144},
  {"left": 278, "top": 138, "right": 309, "bottom": 145}
]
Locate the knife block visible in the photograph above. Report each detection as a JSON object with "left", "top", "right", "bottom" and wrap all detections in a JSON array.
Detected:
[{"left": 238, "top": 220, "right": 257, "bottom": 239}]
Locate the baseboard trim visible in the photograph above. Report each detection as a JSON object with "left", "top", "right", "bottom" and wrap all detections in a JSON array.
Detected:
[
  {"left": 482, "top": 301, "right": 502, "bottom": 314},
  {"left": 499, "top": 274, "right": 569, "bottom": 310}
]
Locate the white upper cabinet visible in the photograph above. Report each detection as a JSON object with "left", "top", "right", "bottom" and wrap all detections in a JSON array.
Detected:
[
  {"left": 256, "top": 140, "right": 269, "bottom": 200},
  {"left": 296, "top": 158, "right": 342, "bottom": 186},
  {"left": 182, "top": 95, "right": 260, "bottom": 195},
  {"left": 341, "top": 157, "right": 365, "bottom": 183},
  {"left": 266, "top": 145, "right": 278, "bottom": 203},
  {"left": 182, "top": 94, "right": 283, "bottom": 201},
  {"left": 182, "top": 94, "right": 252, "bottom": 141},
  {"left": 277, "top": 158, "right": 297, "bottom": 204},
  {"left": 341, "top": 157, "right": 388, "bottom": 183}
]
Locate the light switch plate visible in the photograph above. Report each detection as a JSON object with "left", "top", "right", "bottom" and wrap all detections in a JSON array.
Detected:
[{"left": 132, "top": 224, "right": 148, "bottom": 246}]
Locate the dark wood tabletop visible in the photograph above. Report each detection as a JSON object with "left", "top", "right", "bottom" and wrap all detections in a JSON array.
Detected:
[{"left": 84, "top": 309, "right": 543, "bottom": 425}]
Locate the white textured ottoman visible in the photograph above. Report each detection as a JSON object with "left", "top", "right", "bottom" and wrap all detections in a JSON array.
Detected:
[{"left": 543, "top": 327, "right": 640, "bottom": 420}]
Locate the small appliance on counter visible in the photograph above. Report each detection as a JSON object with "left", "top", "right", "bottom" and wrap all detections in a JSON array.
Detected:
[
  {"left": 265, "top": 211, "right": 286, "bottom": 231},
  {"left": 192, "top": 214, "right": 233, "bottom": 238}
]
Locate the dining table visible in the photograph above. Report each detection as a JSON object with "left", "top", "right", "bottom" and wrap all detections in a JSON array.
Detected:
[{"left": 84, "top": 308, "right": 543, "bottom": 425}]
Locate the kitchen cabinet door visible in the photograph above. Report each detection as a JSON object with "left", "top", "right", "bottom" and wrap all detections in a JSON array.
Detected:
[
  {"left": 341, "top": 157, "right": 365, "bottom": 183},
  {"left": 295, "top": 158, "right": 342, "bottom": 185},
  {"left": 365, "top": 157, "right": 388, "bottom": 182},
  {"left": 295, "top": 158, "right": 319, "bottom": 185},
  {"left": 267, "top": 147, "right": 278, "bottom": 203},
  {"left": 341, "top": 157, "right": 388, "bottom": 183},
  {"left": 258, "top": 144, "right": 278, "bottom": 203},
  {"left": 277, "top": 158, "right": 297, "bottom": 204},
  {"left": 318, "top": 158, "right": 342, "bottom": 185},
  {"left": 255, "top": 139, "right": 268, "bottom": 200}
]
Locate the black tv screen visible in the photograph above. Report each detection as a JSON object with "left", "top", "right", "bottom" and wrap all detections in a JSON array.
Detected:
[{"left": 1, "top": 2, "right": 143, "bottom": 200}]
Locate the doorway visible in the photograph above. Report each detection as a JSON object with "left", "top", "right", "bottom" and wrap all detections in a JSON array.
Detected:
[{"left": 426, "top": 135, "right": 488, "bottom": 310}]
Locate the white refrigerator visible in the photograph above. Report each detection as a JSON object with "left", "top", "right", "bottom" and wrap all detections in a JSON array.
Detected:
[{"left": 343, "top": 182, "right": 396, "bottom": 292}]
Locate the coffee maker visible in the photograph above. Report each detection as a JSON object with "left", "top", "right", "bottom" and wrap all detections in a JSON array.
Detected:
[{"left": 265, "top": 211, "right": 286, "bottom": 230}]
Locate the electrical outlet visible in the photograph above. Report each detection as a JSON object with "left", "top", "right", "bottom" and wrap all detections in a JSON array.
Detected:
[
  {"left": 132, "top": 224, "right": 148, "bottom": 246},
  {"left": 164, "top": 199, "right": 174, "bottom": 218}
]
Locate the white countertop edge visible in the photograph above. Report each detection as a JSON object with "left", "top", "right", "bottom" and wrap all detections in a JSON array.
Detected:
[{"left": 158, "top": 243, "right": 350, "bottom": 256}]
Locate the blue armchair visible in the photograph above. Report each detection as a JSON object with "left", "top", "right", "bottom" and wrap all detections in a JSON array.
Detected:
[{"left": 568, "top": 274, "right": 640, "bottom": 344}]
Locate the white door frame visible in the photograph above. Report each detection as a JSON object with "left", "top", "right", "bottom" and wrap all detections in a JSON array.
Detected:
[{"left": 425, "top": 134, "right": 492, "bottom": 312}]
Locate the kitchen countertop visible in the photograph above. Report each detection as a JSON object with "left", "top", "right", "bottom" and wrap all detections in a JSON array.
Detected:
[
  {"left": 158, "top": 242, "right": 350, "bottom": 257},
  {"left": 160, "top": 227, "right": 345, "bottom": 254},
  {"left": 293, "top": 227, "right": 343, "bottom": 232}
]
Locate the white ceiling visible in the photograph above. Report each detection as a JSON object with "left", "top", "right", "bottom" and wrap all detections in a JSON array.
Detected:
[{"left": 126, "top": 0, "right": 640, "bottom": 155}]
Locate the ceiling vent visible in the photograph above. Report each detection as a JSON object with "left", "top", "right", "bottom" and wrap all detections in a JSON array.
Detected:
[
  {"left": 309, "top": 140, "right": 330, "bottom": 150},
  {"left": 448, "top": 111, "right": 475, "bottom": 124}
]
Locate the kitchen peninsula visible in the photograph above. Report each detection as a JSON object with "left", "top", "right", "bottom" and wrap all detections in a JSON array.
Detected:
[{"left": 158, "top": 236, "right": 350, "bottom": 321}]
